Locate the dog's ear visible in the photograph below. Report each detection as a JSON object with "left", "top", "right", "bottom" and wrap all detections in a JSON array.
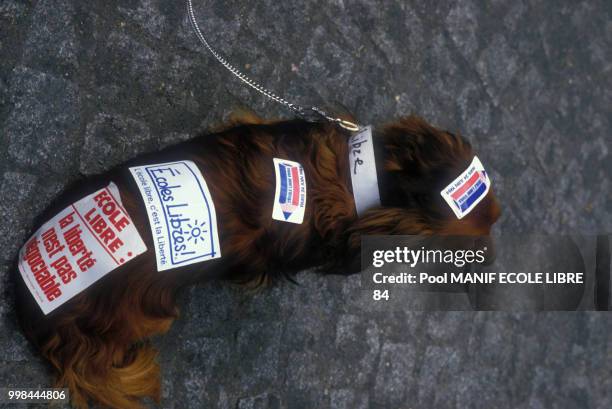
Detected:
[
  {"left": 374, "top": 116, "right": 471, "bottom": 220},
  {"left": 374, "top": 115, "right": 500, "bottom": 235},
  {"left": 347, "top": 207, "right": 434, "bottom": 248},
  {"left": 326, "top": 207, "right": 434, "bottom": 274},
  {"left": 341, "top": 200, "right": 500, "bottom": 274},
  {"left": 377, "top": 115, "right": 473, "bottom": 204}
]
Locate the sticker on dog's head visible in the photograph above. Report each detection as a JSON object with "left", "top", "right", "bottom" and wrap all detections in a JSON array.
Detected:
[
  {"left": 440, "top": 156, "right": 491, "bottom": 219},
  {"left": 272, "top": 158, "right": 307, "bottom": 224},
  {"left": 17, "top": 182, "right": 147, "bottom": 314}
]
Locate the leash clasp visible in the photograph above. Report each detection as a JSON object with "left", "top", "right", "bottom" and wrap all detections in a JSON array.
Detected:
[
  {"left": 309, "top": 106, "right": 361, "bottom": 132},
  {"left": 337, "top": 119, "right": 360, "bottom": 132}
]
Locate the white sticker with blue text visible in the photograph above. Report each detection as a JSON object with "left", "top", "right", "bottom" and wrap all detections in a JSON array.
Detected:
[{"left": 129, "top": 160, "right": 221, "bottom": 271}]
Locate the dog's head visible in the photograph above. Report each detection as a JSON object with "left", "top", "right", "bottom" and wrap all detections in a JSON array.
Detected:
[{"left": 357, "top": 115, "right": 501, "bottom": 237}]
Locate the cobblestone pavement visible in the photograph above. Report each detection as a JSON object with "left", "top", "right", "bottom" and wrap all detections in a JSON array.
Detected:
[{"left": 1, "top": 1, "right": 611, "bottom": 408}]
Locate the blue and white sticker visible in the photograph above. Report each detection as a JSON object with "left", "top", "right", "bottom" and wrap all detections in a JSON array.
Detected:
[
  {"left": 129, "top": 160, "right": 221, "bottom": 271},
  {"left": 272, "top": 158, "right": 307, "bottom": 224},
  {"left": 440, "top": 156, "right": 491, "bottom": 219}
]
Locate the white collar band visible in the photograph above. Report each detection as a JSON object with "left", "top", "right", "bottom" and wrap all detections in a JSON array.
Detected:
[{"left": 348, "top": 126, "right": 381, "bottom": 215}]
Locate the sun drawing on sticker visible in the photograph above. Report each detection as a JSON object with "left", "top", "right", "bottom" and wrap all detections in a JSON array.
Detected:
[{"left": 186, "top": 220, "right": 207, "bottom": 244}]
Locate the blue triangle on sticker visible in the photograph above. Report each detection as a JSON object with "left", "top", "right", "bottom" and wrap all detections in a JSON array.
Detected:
[{"left": 283, "top": 211, "right": 292, "bottom": 220}]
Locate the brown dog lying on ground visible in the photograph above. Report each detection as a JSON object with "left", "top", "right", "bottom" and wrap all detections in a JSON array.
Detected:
[{"left": 13, "top": 114, "right": 500, "bottom": 408}]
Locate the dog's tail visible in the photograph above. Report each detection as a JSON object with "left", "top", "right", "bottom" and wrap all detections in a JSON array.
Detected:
[
  {"left": 42, "top": 329, "right": 161, "bottom": 409},
  {"left": 13, "top": 262, "right": 177, "bottom": 409},
  {"left": 18, "top": 299, "right": 174, "bottom": 409}
]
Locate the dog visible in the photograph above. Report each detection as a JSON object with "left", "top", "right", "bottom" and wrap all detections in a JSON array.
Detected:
[{"left": 13, "top": 113, "right": 501, "bottom": 408}]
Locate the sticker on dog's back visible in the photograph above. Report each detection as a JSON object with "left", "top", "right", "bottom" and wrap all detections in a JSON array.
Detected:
[
  {"left": 272, "top": 158, "right": 306, "bottom": 224},
  {"left": 129, "top": 160, "right": 221, "bottom": 271},
  {"left": 17, "top": 183, "right": 147, "bottom": 315},
  {"left": 440, "top": 156, "right": 491, "bottom": 219}
]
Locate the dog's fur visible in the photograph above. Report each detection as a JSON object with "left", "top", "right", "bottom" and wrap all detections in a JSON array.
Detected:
[{"left": 13, "top": 114, "right": 500, "bottom": 408}]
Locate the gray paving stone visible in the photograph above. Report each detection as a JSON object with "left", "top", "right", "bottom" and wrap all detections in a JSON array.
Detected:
[
  {"left": 476, "top": 34, "right": 520, "bottom": 103},
  {"left": 22, "top": 0, "right": 78, "bottom": 77},
  {"left": 0, "top": 1, "right": 610, "bottom": 408},
  {"left": 373, "top": 342, "right": 416, "bottom": 406},
  {"left": 330, "top": 388, "right": 369, "bottom": 409},
  {"left": 79, "top": 112, "right": 154, "bottom": 175},
  {"left": 5, "top": 66, "right": 80, "bottom": 174},
  {"left": 118, "top": 0, "right": 166, "bottom": 40},
  {"left": 0, "top": 171, "right": 38, "bottom": 261}
]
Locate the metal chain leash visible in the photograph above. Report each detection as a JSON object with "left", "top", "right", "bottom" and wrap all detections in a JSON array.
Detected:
[{"left": 186, "top": 0, "right": 360, "bottom": 132}]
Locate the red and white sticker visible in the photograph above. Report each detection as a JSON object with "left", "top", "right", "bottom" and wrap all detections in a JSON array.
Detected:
[{"left": 17, "top": 183, "right": 147, "bottom": 315}]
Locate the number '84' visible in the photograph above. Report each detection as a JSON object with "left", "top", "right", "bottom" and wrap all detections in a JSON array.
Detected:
[{"left": 373, "top": 289, "right": 389, "bottom": 301}]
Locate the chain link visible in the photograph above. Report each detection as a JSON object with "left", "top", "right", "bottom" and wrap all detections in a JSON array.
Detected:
[{"left": 186, "top": 0, "right": 360, "bottom": 132}]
